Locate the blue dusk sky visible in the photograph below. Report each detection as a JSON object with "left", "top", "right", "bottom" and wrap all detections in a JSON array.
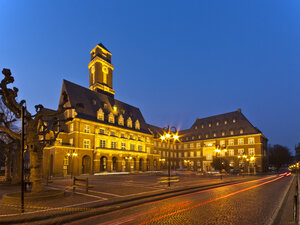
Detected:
[{"left": 0, "top": 1, "right": 300, "bottom": 152}]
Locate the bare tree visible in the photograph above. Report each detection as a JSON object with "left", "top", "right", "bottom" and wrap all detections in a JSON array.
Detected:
[{"left": 0, "top": 68, "right": 78, "bottom": 192}]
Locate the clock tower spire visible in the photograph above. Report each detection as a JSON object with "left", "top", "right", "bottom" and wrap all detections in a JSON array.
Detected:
[{"left": 88, "top": 43, "right": 115, "bottom": 97}]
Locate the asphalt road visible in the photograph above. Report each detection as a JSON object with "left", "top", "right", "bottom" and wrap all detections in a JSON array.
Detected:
[{"left": 68, "top": 174, "right": 293, "bottom": 225}]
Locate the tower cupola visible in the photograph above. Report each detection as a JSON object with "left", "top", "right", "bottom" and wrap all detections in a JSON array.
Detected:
[{"left": 88, "top": 43, "right": 115, "bottom": 97}]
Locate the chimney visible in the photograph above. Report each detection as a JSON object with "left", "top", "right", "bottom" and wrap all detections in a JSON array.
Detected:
[{"left": 237, "top": 108, "right": 241, "bottom": 113}]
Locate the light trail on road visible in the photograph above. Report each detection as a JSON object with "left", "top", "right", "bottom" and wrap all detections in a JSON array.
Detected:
[{"left": 94, "top": 175, "right": 289, "bottom": 225}]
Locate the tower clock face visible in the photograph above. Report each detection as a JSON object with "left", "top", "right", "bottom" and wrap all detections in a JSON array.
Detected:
[{"left": 102, "top": 66, "right": 108, "bottom": 73}]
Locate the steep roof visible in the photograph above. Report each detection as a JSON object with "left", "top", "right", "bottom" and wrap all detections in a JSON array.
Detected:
[
  {"left": 178, "top": 109, "right": 262, "bottom": 141},
  {"left": 98, "top": 43, "right": 110, "bottom": 53},
  {"left": 59, "top": 80, "right": 150, "bottom": 134}
]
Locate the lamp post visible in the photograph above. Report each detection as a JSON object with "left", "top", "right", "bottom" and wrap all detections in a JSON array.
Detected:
[{"left": 160, "top": 126, "right": 179, "bottom": 187}]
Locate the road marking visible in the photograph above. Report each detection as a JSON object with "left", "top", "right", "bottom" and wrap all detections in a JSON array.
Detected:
[
  {"left": 138, "top": 176, "right": 285, "bottom": 225},
  {"left": 88, "top": 190, "right": 122, "bottom": 197}
]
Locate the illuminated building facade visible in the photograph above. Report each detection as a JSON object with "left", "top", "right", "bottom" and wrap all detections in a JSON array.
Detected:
[{"left": 43, "top": 43, "right": 268, "bottom": 177}]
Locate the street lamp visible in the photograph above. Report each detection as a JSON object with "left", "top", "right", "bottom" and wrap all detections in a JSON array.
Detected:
[{"left": 160, "top": 126, "right": 179, "bottom": 187}]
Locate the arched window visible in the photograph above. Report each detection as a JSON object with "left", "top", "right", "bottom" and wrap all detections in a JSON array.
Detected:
[
  {"left": 118, "top": 114, "right": 124, "bottom": 126},
  {"left": 127, "top": 117, "right": 132, "bottom": 128},
  {"left": 108, "top": 112, "right": 115, "bottom": 123},
  {"left": 97, "top": 108, "right": 104, "bottom": 121},
  {"left": 135, "top": 120, "right": 140, "bottom": 130}
]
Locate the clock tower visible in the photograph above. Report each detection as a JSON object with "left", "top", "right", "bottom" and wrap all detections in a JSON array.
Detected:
[{"left": 88, "top": 43, "right": 115, "bottom": 97}]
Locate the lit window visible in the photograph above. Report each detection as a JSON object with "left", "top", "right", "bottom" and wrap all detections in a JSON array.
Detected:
[
  {"left": 138, "top": 145, "right": 143, "bottom": 151},
  {"left": 69, "top": 138, "right": 73, "bottom": 146},
  {"left": 83, "top": 139, "right": 90, "bottom": 149},
  {"left": 224, "top": 120, "right": 228, "bottom": 125},
  {"left": 248, "top": 138, "right": 254, "bottom": 144},
  {"left": 201, "top": 124, "right": 204, "bottom": 128},
  {"left": 197, "top": 143, "right": 201, "bottom": 148},
  {"left": 240, "top": 129, "right": 244, "bottom": 134},
  {"left": 99, "top": 128, "right": 105, "bottom": 134},
  {"left": 205, "top": 134, "right": 209, "bottom": 138},
  {"left": 249, "top": 148, "right": 255, "bottom": 155},
  {"left": 220, "top": 151, "right": 225, "bottom": 157},
  {"left": 64, "top": 156, "right": 69, "bottom": 166},
  {"left": 222, "top": 132, "right": 225, "bottom": 136},
  {"left": 209, "top": 123, "right": 211, "bottom": 127},
  {"left": 190, "top": 152, "right": 194, "bottom": 157},
  {"left": 84, "top": 125, "right": 90, "bottom": 133},
  {"left": 213, "top": 133, "right": 216, "bottom": 137},
  {"left": 127, "top": 117, "right": 132, "bottom": 128},
  {"left": 197, "top": 151, "right": 201, "bottom": 157},
  {"left": 184, "top": 152, "right": 188, "bottom": 157},
  {"left": 195, "top": 126, "right": 198, "bottom": 130},
  {"left": 206, "top": 154, "right": 212, "bottom": 160},
  {"left": 184, "top": 144, "right": 188, "bottom": 149},
  {"left": 100, "top": 140, "right": 106, "bottom": 148},
  {"left": 111, "top": 131, "right": 115, "bottom": 136},
  {"left": 230, "top": 130, "right": 234, "bottom": 135},
  {"left": 229, "top": 139, "right": 234, "bottom": 145},
  {"left": 238, "top": 149, "right": 244, "bottom": 155},
  {"left": 108, "top": 113, "right": 115, "bottom": 123},
  {"left": 135, "top": 120, "right": 140, "bottom": 130},
  {"left": 146, "top": 147, "right": 150, "bottom": 153},
  {"left": 238, "top": 138, "right": 244, "bottom": 145},
  {"left": 229, "top": 149, "right": 234, "bottom": 156},
  {"left": 190, "top": 143, "right": 194, "bottom": 148},
  {"left": 130, "top": 144, "right": 135, "bottom": 151},
  {"left": 111, "top": 141, "right": 117, "bottom": 149},
  {"left": 233, "top": 119, "right": 236, "bottom": 123},
  {"left": 146, "top": 137, "right": 150, "bottom": 143},
  {"left": 97, "top": 108, "right": 104, "bottom": 121},
  {"left": 121, "top": 133, "right": 125, "bottom": 138},
  {"left": 121, "top": 142, "right": 126, "bottom": 150},
  {"left": 56, "top": 138, "right": 62, "bottom": 145},
  {"left": 216, "top": 122, "right": 219, "bottom": 126},
  {"left": 220, "top": 140, "right": 225, "bottom": 146},
  {"left": 118, "top": 115, "right": 124, "bottom": 125}
]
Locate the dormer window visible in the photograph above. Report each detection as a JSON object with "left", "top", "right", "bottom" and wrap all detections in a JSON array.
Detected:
[
  {"left": 97, "top": 108, "right": 104, "bottom": 121},
  {"left": 240, "top": 129, "right": 244, "bottom": 134},
  {"left": 213, "top": 133, "right": 216, "bottom": 137},
  {"left": 216, "top": 122, "right": 219, "bottom": 126},
  {"left": 208, "top": 123, "right": 211, "bottom": 127},
  {"left": 195, "top": 126, "right": 198, "bottom": 130},
  {"left": 222, "top": 131, "right": 225, "bottom": 136},
  {"left": 118, "top": 115, "right": 124, "bottom": 126},
  {"left": 108, "top": 112, "right": 115, "bottom": 123},
  {"left": 135, "top": 120, "right": 140, "bottom": 130},
  {"left": 233, "top": 119, "right": 236, "bottom": 123},
  {"left": 127, "top": 117, "right": 132, "bottom": 128},
  {"left": 224, "top": 120, "right": 228, "bottom": 125},
  {"left": 230, "top": 130, "right": 234, "bottom": 135},
  {"left": 201, "top": 124, "right": 204, "bottom": 128}
]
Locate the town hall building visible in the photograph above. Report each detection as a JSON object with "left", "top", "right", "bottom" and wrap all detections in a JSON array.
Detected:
[{"left": 43, "top": 43, "right": 268, "bottom": 177}]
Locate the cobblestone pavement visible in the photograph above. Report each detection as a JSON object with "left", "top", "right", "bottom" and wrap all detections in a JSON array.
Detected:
[
  {"left": 67, "top": 174, "right": 293, "bottom": 225},
  {"left": 0, "top": 173, "right": 255, "bottom": 218}
]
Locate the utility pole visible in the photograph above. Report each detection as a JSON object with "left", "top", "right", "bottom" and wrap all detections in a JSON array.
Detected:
[{"left": 21, "top": 105, "right": 25, "bottom": 213}]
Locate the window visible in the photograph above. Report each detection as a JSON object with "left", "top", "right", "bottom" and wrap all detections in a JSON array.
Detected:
[
  {"left": 205, "top": 134, "right": 209, "bottom": 138},
  {"left": 184, "top": 152, "right": 188, "bottom": 157},
  {"left": 146, "top": 147, "right": 150, "bottom": 153},
  {"left": 190, "top": 152, "right": 194, "bottom": 157},
  {"left": 220, "top": 151, "right": 225, "bottom": 157},
  {"left": 201, "top": 124, "right": 204, "bottom": 128},
  {"left": 121, "top": 142, "right": 126, "bottom": 150},
  {"left": 224, "top": 120, "right": 228, "bottom": 125},
  {"left": 206, "top": 154, "right": 212, "bottom": 160},
  {"left": 100, "top": 140, "right": 106, "bottom": 148},
  {"left": 238, "top": 149, "right": 244, "bottom": 155},
  {"left": 195, "top": 126, "right": 198, "bottom": 130},
  {"left": 56, "top": 138, "right": 62, "bottom": 145},
  {"left": 83, "top": 139, "right": 90, "bottom": 149},
  {"left": 138, "top": 136, "right": 141, "bottom": 141},
  {"left": 238, "top": 138, "right": 244, "bottom": 145},
  {"left": 220, "top": 140, "right": 225, "bottom": 146},
  {"left": 197, "top": 151, "right": 201, "bottom": 157},
  {"left": 84, "top": 125, "right": 90, "bottom": 133},
  {"left": 184, "top": 144, "right": 188, "bottom": 149},
  {"left": 118, "top": 114, "right": 124, "bottom": 125},
  {"left": 240, "top": 129, "right": 244, "bottom": 134},
  {"left": 229, "top": 139, "right": 234, "bottom": 145},
  {"left": 69, "top": 138, "right": 73, "bottom": 146},
  {"left": 69, "top": 123, "right": 74, "bottom": 132},
  {"left": 213, "top": 133, "right": 216, "bottom": 137},
  {"left": 71, "top": 109, "right": 76, "bottom": 118},
  {"left": 209, "top": 123, "right": 211, "bottom": 127},
  {"left": 248, "top": 138, "right": 254, "bottom": 144},
  {"left": 121, "top": 133, "right": 125, "bottom": 138},
  {"left": 138, "top": 145, "right": 143, "bottom": 151},
  {"left": 197, "top": 143, "right": 201, "bottom": 148},
  {"left": 130, "top": 134, "right": 134, "bottom": 140},
  {"left": 190, "top": 143, "right": 194, "bottom": 148},
  {"left": 216, "top": 122, "right": 219, "bottom": 126},
  {"left": 146, "top": 137, "right": 150, "bottom": 143},
  {"left": 111, "top": 141, "right": 117, "bottom": 149},
  {"left": 64, "top": 156, "right": 69, "bottom": 166},
  {"left": 100, "top": 128, "right": 105, "bottom": 134},
  {"left": 135, "top": 120, "right": 140, "bottom": 130},
  {"left": 127, "top": 117, "right": 132, "bottom": 128},
  {"left": 108, "top": 113, "right": 115, "bottom": 123},
  {"left": 97, "top": 108, "right": 104, "bottom": 121},
  {"left": 111, "top": 131, "right": 115, "bottom": 136},
  {"left": 130, "top": 144, "right": 135, "bottom": 151},
  {"left": 233, "top": 119, "right": 236, "bottom": 123},
  {"left": 222, "top": 131, "right": 225, "bottom": 136},
  {"left": 249, "top": 148, "right": 255, "bottom": 155},
  {"left": 229, "top": 149, "right": 234, "bottom": 156}
]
